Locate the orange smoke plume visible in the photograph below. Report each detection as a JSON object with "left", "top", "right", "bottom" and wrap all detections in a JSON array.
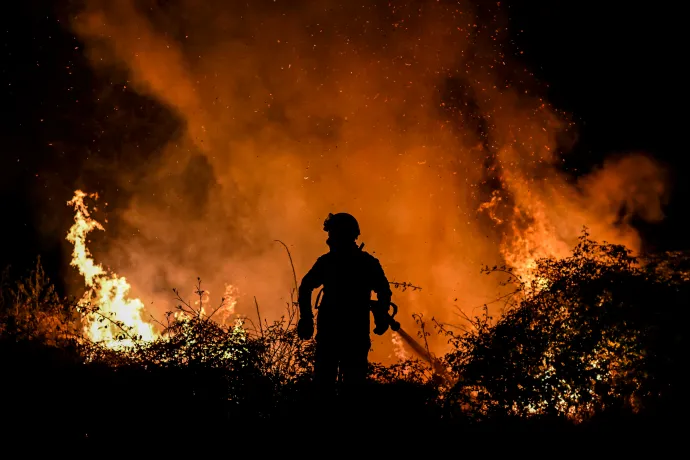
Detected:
[{"left": 67, "top": 0, "right": 667, "bottom": 361}]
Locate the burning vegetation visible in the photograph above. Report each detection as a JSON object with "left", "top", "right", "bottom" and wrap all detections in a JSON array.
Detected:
[
  {"left": 67, "top": 190, "right": 158, "bottom": 347},
  {"left": 2, "top": 188, "right": 688, "bottom": 438},
  {"left": 0, "top": 0, "right": 684, "bottom": 440}
]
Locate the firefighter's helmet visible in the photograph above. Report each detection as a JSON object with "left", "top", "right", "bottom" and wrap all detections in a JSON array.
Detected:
[{"left": 323, "top": 212, "right": 360, "bottom": 240}]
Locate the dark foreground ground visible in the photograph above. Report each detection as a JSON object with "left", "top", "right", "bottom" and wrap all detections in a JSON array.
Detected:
[
  {"left": 2, "top": 242, "right": 687, "bottom": 451},
  {"left": 1, "top": 339, "right": 683, "bottom": 449}
]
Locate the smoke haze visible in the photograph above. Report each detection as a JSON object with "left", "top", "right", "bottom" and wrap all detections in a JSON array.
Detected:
[{"left": 68, "top": 0, "right": 667, "bottom": 360}]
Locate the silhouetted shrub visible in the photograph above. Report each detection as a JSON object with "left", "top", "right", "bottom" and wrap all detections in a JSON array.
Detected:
[
  {"left": 0, "top": 257, "right": 82, "bottom": 345},
  {"left": 438, "top": 230, "right": 689, "bottom": 422},
  {"left": 1, "top": 230, "right": 687, "bottom": 438}
]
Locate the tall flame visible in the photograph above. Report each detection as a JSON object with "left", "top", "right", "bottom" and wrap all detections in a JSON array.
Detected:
[
  {"left": 479, "top": 190, "right": 571, "bottom": 288},
  {"left": 66, "top": 190, "right": 158, "bottom": 347}
]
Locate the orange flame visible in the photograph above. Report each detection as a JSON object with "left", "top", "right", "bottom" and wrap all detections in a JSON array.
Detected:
[
  {"left": 66, "top": 190, "right": 158, "bottom": 348},
  {"left": 479, "top": 190, "right": 571, "bottom": 288}
]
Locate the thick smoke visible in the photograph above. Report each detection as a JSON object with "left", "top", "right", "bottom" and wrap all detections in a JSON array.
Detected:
[{"left": 69, "top": 0, "right": 666, "bottom": 360}]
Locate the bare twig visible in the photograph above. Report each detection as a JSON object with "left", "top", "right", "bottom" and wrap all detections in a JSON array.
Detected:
[
  {"left": 274, "top": 240, "right": 298, "bottom": 294},
  {"left": 148, "top": 313, "right": 167, "bottom": 330},
  {"left": 240, "top": 317, "right": 258, "bottom": 334},
  {"left": 433, "top": 319, "right": 469, "bottom": 333},
  {"left": 455, "top": 288, "right": 520, "bottom": 319},
  {"left": 413, "top": 313, "right": 432, "bottom": 363},
  {"left": 390, "top": 281, "right": 422, "bottom": 291},
  {"left": 172, "top": 288, "right": 200, "bottom": 317},
  {"left": 454, "top": 305, "right": 474, "bottom": 324},
  {"left": 204, "top": 298, "right": 227, "bottom": 322},
  {"left": 78, "top": 303, "right": 141, "bottom": 345},
  {"left": 254, "top": 296, "right": 264, "bottom": 337}
]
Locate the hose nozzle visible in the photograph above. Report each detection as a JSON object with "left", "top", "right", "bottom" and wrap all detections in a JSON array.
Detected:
[{"left": 372, "top": 301, "right": 401, "bottom": 335}]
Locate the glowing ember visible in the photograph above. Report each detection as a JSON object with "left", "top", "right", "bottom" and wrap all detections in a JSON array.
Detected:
[{"left": 66, "top": 190, "right": 158, "bottom": 348}]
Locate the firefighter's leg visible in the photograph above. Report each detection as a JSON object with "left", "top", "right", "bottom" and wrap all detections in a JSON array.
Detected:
[
  {"left": 314, "top": 339, "right": 339, "bottom": 405},
  {"left": 340, "top": 339, "right": 370, "bottom": 385},
  {"left": 339, "top": 310, "right": 373, "bottom": 387},
  {"left": 338, "top": 337, "right": 371, "bottom": 417}
]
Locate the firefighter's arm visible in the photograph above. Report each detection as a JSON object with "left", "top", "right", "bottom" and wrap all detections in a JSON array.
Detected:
[
  {"left": 297, "top": 258, "right": 325, "bottom": 321},
  {"left": 371, "top": 259, "right": 393, "bottom": 307},
  {"left": 370, "top": 258, "right": 394, "bottom": 335}
]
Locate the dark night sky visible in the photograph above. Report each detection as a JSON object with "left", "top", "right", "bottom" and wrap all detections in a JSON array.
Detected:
[{"left": 1, "top": 0, "right": 685, "bottom": 288}]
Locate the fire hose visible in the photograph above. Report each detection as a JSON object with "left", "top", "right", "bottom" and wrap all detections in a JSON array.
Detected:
[{"left": 370, "top": 300, "right": 451, "bottom": 381}]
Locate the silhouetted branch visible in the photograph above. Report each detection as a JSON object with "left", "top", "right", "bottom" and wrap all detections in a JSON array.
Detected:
[
  {"left": 390, "top": 281, "right": 422, "bottom": 291},
  {"left": 274, "top": 240, "right": 298, "bottom": 294},
  {"left": 254, "top": 296, "right": 263, "bottom": 337}
]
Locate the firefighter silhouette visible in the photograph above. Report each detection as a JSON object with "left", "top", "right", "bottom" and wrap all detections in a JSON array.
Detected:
[{"left": 297, "top": 213, "right": 393, "bottom": 392}]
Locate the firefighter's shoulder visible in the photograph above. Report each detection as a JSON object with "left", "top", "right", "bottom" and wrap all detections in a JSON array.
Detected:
[
  {"left": 360, "top": 250, "right": 383, "bottom": 266},
  {"left": 314, "top": 253, "right": 332, "bottom": 266},
  {"left": 315, "top": 253, "right": 330, "bottom": 262}
]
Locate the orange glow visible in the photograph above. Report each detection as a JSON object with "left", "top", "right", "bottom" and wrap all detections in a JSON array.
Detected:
[
  {"left": 68, "top": 1, "right": 667, "bottom": 361},
  {"left": 67, "top": 190, "right": 158, "bottom": 348}
]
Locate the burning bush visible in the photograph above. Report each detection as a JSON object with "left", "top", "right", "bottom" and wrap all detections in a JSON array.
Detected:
[
  {"left": 438, "top": 230, "right": 689, "bottom": 422},
  {"left": 0, "top": 257, "right": 82, "bottom": 345}
]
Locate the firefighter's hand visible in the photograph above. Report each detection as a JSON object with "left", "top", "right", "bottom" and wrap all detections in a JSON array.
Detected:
[
  {"left": 373, "top": 322, "right": 390, "bottom": 336},
  {"left": 297, "top": 317, "right": 314, "bottom": 340},
  {"left": 373, "top": 313, "right": 390, "bottom": 335},
  {"left": 371, "top": 300, "right": 390, "bottom": 335}
]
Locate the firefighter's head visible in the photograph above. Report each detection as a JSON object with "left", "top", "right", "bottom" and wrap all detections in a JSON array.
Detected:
[{"left": 323, "top": 213, "right": 360, "bottom": 245}]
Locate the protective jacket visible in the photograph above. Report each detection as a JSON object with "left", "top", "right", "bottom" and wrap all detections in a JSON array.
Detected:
[{"left": 298, "top": 242, "right": 392, "bottom": 341}]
